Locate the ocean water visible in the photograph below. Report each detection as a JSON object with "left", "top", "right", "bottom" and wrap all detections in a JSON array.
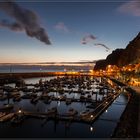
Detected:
[{"left": 0, "top": 65, "right": 92, "bottom": 73}]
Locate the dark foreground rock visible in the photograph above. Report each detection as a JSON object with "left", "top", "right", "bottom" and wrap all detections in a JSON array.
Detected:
[{"left": 112, "top": 93, "right": 139, "bottom": 138}]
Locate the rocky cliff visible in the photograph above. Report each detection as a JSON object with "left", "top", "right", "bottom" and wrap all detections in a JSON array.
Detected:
[{"left": 94, "top": 32, "right": 140, "bottom": 70}]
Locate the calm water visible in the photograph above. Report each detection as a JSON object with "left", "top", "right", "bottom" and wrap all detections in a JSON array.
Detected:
[
  {"left": 0, "top": 65, "right": 91, "bottom": 73},
  {"left": 0, "top": 76, "right": 128, "bottom": 138}
]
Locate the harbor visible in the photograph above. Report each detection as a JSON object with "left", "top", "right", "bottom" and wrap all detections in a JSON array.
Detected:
[
  {"left": 0, "top": 0, "right": 139, "bottom": 138},
  {"left": 0, "top": 75, "right": 130, "bottom": 137}
]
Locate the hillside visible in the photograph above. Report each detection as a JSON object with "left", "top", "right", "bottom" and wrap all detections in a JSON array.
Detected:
[{"left": 94, "top": 32, "right": 140, "bottom": 70}]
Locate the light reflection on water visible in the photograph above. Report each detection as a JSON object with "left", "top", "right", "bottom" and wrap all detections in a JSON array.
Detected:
[{"left": 0, "top": 76, "right": 128, "bottom": 138}]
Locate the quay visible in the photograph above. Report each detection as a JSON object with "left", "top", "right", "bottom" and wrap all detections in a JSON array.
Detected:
[{"left": 0, "top": 72, "right": 100, "bottom": 86}]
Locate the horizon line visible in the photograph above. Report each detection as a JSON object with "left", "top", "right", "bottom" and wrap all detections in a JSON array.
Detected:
[{"left": 0, "top": 60, "right": 103, "bottom": 65}]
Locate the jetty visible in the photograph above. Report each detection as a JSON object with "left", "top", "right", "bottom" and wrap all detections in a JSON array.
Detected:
[{"left": 14, "top": 91, "right": 121, "bottom": 124}]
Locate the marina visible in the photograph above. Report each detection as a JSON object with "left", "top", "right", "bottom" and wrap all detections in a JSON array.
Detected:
[
  {"left": 0, "top": 75, "right": 130, "bottom": 137},
  {"left": 0, "top": 0, "right": 139, "bottom": 138}
]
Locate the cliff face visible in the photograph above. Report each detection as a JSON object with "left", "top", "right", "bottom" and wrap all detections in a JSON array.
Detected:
[
  {"left": 94, "top": 32, "right": 140, "bottom": 70},
  {"left": 118, "top": 32, "right": 140, "bottom": 66},
  {"left": 94, "top": 49, "right": 124, "bottom": 70}
]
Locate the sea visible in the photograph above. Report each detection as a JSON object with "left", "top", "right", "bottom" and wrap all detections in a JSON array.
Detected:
[{"left": 0, "top": 64, "right": 93, "bottom": 73}]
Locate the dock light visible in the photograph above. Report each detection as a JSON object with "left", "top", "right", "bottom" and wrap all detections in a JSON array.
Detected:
[
  {"left": 105, "top": 110, "right": 108, "bottom": 113},
  {"left": 18, "top": 109, "right": 22, "bottom": 113},
  {"left": 90, "top": 115, "right": 94, "bottom": 118},
  {"left": 89, "top": 70, "right": 93, "bottom": 73},
  {"left": 106, "top": 101, "right": 108, "bottom": 104},
  {"left": 90, "top": 126, "right": 93, "bottom": 132}
]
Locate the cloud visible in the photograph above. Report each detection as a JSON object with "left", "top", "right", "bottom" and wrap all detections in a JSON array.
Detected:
[
  {"left": 117, "top": 0, "right": 140, "bottom": 16},
  {"left": 0, "top": 19, "right": 24, "bottom": 31},
  {"left": 54, "top": 22, "right": 69, "bottom": 33},
  {"left": 94, "top": 43, "right": 110, "bottom": 51},
  {"left": 81, "top": 34, "right": 110, "bottom": 52},
  {"left": 81, "top": 34, "right": 97, "bottom": 44},
  {"left": 0, "top": 1, "right": 51, "bottom": 45}
]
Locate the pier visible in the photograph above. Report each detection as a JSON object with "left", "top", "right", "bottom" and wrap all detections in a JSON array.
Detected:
[{"left": 11, "top": 91, "right": 121, "bottom": 124}]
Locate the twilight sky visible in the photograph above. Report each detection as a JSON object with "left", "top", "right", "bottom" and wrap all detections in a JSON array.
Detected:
[{"left": 0, "top": 0, "right": 139, "bottom": 63}]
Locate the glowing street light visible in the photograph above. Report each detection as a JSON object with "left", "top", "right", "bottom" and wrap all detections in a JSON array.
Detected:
[
  {"left": 18, "top": 109, "right": 22, "bottom": 113},
  {"left": 90, "top": 126, "right": 93, "bottom": 132},
  {"left": 89, "top": 69, "right": 93, "bottom": 73},
  {"left": 90, "top": 115, "right": 94, "bottom": 118}
]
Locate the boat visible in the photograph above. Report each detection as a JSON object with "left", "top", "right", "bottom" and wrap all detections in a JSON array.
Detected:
[
  {"left": 0, "top": 95, "right": 7, "bottom": 101},
  {"left": 0, "top": 113, "right": 15, "bottom": 122},
  {"left": 0, "top": 89, "right": 3, "bottom": 94},
  {"left": 30, "top": 93, "right": 37, "bottom": 98},
  {"left": 87, "top": 87, "right": 92, "bottom": 90},
  {"left": 30, "top": 96, "right": 40, "bottom": 104},
  {"left": 21, "top": 94, "right": 31, "bottom": 99},
  {"left": 58, "top": 95, "right": 66, "bottom": 101},
  {"left": 13, "top": 96, "right": 21, "bottom": 102},
  {"left": 92, "top": 91, "right": 97, "bottom": 95},
  {"left": 11, "top": 114, "right": 25, "bottom": 124},
  {"left": 80, "top": 95, "right": 86, "bottom": 101},
  {"left": 86, "top": 102, "right": 97, "bottom": 109},
  {"left": 0, "top": 112, "right": 6, "bottom": 118},
  {"left": 69, "top": 89, "right": 73, "bottom": 94},
  {"left": 12, "top": 92, "right": 20, "bottom": 97},
  {"left": 47, "top": 107, "right": 58, "bottom": 114},
  {"left": 0, "top": 104, "right": 14, "bottom": 111},
  {"left": 41, "top": 94, "right": 50, "bottom": 100},
  {"left": 43, "top": 99, "right": 51, "bottom": 104},
  {"left": 81, "top": 92, "right": 85, "bottom": 95},
  {"left": 80, "top": 109, "right": 90, "bottom": 117},
  {"left": 87, "top": 95, "right": 91, "bottom": 98},
  {"left": 65, "top": 98, "right": 72, "bottom": 105},
  {"left": 67, "top": 108, "right": 78, "bottom": 116}
]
